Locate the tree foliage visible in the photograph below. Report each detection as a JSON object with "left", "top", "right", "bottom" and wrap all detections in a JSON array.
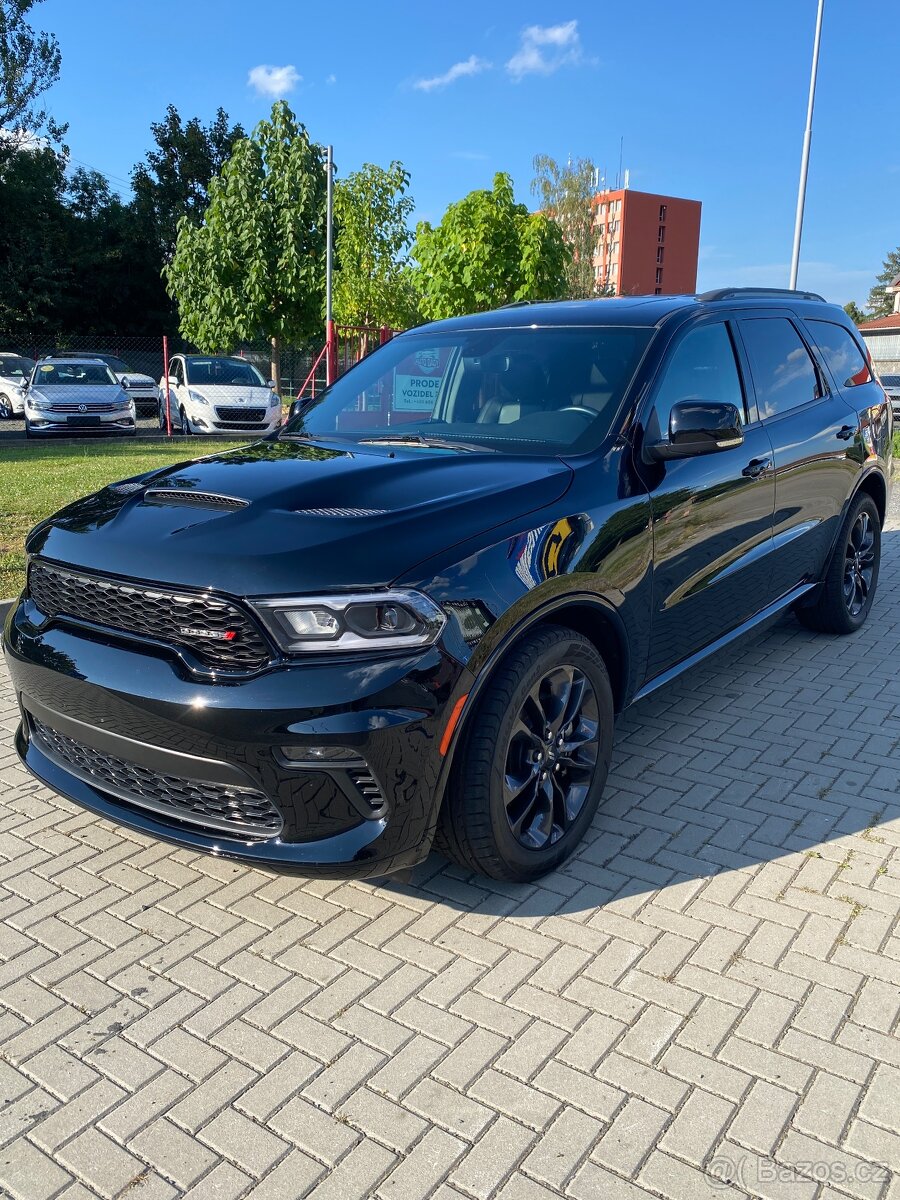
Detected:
[
  {"left": 411, "top": 172, "right": 569, "bottom": 320},
  {"left": 866, "top": 246, "right": 900, "bottom": 319},
  {"left": 0, "top": 0, "right": 65, "bottom": 157},
  {"left": 843, "top": 300, "right": 864, "bottom": 325},
  {"left": 164, "top": 101, "right": 327, "bottom": 369},
  {"left": 131, "top": 105, "right": 245, "bottom": 257},
  {"left": 531, "top": 154, "right": 599, "bottom": 299},
  {"left": 333, "top": 160, "right": 418, "bottom": 329}
]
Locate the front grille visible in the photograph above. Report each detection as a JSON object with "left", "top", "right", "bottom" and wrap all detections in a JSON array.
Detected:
[
  {"left": 143, "top": 489, "right": 248, "bottom": 511},
  {"left": 49, "top": 402, "right": 119, "bottom": 413},
  {"left": 215, "top": 406, "right": 267, "bottom": 422},
  {"left": 30, "top": 715, "right": 282, "bottom": 838},
  {"left": 28, "top": 559, "right": 271, "bottom": 672}
]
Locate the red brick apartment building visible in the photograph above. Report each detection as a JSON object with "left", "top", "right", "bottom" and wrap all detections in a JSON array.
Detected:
[{"left": 592, "top": 188, "right": 702, "bottom": 296}]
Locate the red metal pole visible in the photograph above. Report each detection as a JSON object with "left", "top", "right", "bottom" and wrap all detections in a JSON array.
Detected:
[
  {"left": 326, "top": 319, "right": 337, "bottom": 387},
  {"left": 162, "top": 335, "right": 172, "bottom": 437}
]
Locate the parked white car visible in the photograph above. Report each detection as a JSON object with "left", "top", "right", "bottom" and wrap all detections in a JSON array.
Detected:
[
  {"left": 0, "top": 353, "right": 35, "bottom": 418},
  {"left": 48, "top": 351, "right": 160, "bottom": 415},
  {"left": 878, "top": 372, "right": 900, "bottom": 421},
  {"left": 158, "top": 354, "right": 282, "bottom": 436},
  {"left": 24, "top": 358, "right": 136, "bottom": 438}
]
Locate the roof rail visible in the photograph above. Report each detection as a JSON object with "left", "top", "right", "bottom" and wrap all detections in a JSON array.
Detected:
[{"left": 697, "top": 287, "right": 826, "bottom": 303}]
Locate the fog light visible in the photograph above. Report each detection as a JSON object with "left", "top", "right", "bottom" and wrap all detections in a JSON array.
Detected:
[{"left": 280, "top": 745, "right": 362, "bottom": 764}]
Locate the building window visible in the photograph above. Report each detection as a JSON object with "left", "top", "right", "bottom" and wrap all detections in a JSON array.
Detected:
[
  {"left": 658, "top": 226, "right": 665, "bottom": 244},
  {"left": 613, "top": 240, "right": 619, "bottom": 254},
  {"left": 656, "top": 267, "right": 663, "bottom": 285},
  {"left": 655, "top": 287, "right": 662, "bottom": 295},
  {"left": 659, "top": 204, "right": 667, "bottom": 221},
  {"left": 657, "top": 247, "right": 664, "bottom": 264}
]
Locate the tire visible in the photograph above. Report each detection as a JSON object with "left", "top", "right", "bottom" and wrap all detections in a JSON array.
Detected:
[
  {"left": 436, "top": 624, "right": 614, "bottom": 881},
  {"left": 179, "top": 407, "right": 192, "bottom": 436},
  {"left": 0, "top": 394, "right": 11, "bottom": 419},
  {"left": 797, "top": 492, "right": 880, "bottom": 634},
  {"left": 24, "top": 417, "right": 33, "bottom": 439}
]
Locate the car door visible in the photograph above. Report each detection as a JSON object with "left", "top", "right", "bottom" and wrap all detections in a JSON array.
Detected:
[
  {"left": 636, "top": 318, "right": 777, "bottom": 681},
  {"left": 736, "top": 313, "right": 861, "bottom": 600}
]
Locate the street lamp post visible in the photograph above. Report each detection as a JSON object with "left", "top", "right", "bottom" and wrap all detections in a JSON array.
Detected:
[
  {"left": 325, "top": 144, "right": 336, "bottom": 387},
  {"left": 789, "top": 0, "right": 826, "bottom": 290}
]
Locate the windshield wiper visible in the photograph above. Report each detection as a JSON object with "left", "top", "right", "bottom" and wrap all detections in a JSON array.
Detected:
[{"left": 358, "top": 433, "right": 492, "bottom": 453}]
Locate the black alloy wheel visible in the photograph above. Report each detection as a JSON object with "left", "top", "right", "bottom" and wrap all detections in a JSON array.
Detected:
[
  {"left": 437, "top": 624, "right": 614, "bottom": 881},
  {"left": 503, "top": 665, "right": 599, "bottom": 850},
  {"left": 843, "top": 509, "right": 876, "bottom": 619},
  {"left": 797, "top": 491, "right": 880, "bottom": 634}
]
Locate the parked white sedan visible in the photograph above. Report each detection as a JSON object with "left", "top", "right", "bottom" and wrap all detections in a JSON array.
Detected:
[
  {"left": 158, "top": 355, "right": 282, "bottom": 436},
  {"left": 0, "top": 353, "right": 35, "bottom": 418}
]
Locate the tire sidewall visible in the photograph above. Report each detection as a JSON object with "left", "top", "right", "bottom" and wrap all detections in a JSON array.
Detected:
[
  {"left": 838, "top": 494, "right": 880, "bottom": 631},
  {"left": 483, "top": 633, "right": 614, "bottom": 878}
]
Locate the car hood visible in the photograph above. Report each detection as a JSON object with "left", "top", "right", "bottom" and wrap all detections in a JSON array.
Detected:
[
  {"left": 29, "top": 385, "right": 125, "bottom": 404},
  {"left": 0, "top": 375, "right": 25, "bottom": 390},
  {"left": 26, "top": 439, "right": 574, "bottom": 594},
  {"left": 189, "top": 385, "right": 272, "bottom": 404},
  {"left": 119, "top": 372, "right": 157, "bottom": 385}
]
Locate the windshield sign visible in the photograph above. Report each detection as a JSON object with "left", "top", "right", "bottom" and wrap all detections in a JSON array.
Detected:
[{"left": 284, "top": 326, "right": 653, "bottom": 455}]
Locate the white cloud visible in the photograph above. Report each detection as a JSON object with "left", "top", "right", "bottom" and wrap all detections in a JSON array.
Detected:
[
  {"left": 414, "top": 55, "right": 491, "bottom": 92},
  {"left": 247, "top": 64, "right": 301, "bottom": 98},
  {"left": 326, "top": 74, "right": 337, "bottom": 85},
  {"left": 506, "top": 20, "right": 582, "bottom": 80}
]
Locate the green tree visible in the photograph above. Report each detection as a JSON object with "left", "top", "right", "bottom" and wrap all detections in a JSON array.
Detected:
[
  {"left": 531, "top": 154, "right": 601, "bottom": 299},
  {"left": 333, "top": 160, "right": 419, "bottom": 331},
  {"left": 843, "top": 300, "right": 865, "bottom": 325},
  {"left": 411, "top": 172, "right": 569, "bottom": 320},
  {"left": 0, "top": 0, "right": 65, "bottom": 158},
  {"left": 866, "top": 246, "right": 900, "bottom": 319},
  {"left": 131, "top": 104, "right": 245, "bottom": 257},
  {"left": 164, "top": 101, "right": 327, "bottom": 388}
]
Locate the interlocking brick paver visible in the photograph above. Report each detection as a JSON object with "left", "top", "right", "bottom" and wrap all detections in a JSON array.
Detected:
[{"left": 2, "top": 494, "right": 900, "bottom": 1200}]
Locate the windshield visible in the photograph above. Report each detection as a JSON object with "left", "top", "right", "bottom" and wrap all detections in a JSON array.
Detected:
[
  {"left": 186, "top": 357, "right": 266, "bottom": 387},
  {"left": 35, "top": 362, "right": 118, "bottom": 386},
  {"left": 283, "top": 326, "right": 653, "bottom": 455},
  {"left": 0, "top": 356, "right": 34, "bottom": 381}
]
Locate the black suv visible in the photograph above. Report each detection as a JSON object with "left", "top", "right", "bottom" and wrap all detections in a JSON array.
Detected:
[{"left": 3, "top": 290, "right": 891, "bottom": 881}]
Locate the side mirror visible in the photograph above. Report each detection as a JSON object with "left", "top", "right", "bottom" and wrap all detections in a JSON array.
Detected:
[
  {"left": 166, "top": 376, "right": 178, "bottom": 387},
  {"left": 267, "top": 379, "right": 277, "bottom": 390},
  {"left": 647, "top": 401, "right": 744, "bottom": 462},
  {"left": 290, "top": 398, "right": 313, "bottom": 422}
]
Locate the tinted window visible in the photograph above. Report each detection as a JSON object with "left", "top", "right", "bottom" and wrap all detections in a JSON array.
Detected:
[
  {"left": 741, "top": 318, "right": 820, "bottom": 419},
  {"left": 652, "top": 322, "right": 745, "bottom": 438},
  {"left": 806, "top": 320, "right": 871, "bottom": 388},
  {"left": 186, "top": 357, "right": 265, "bottom": 386}
]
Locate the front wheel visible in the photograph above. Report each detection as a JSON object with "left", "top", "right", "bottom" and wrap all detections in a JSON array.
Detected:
[
  {"left": 179, "top": 407, "right": 192, "bottom": 436},
  {"left": 797, "top": 492, "right": 881, "bottom": 634},
  {"left": 0, "top": 394, "right": 11, "bottom": 419},
  {"left": 437, "top": 625, "right": 614, "bottom": 881}
]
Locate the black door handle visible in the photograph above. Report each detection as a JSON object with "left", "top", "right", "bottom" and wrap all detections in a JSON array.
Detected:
[
  {"left": 836, "top": 425, "right": 855, "bottom": 441},
  {"left": 742, "top": 457, "right": 772, "bottom": 479}
]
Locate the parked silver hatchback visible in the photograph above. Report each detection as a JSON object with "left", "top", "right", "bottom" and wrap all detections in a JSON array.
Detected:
[{"left": 24, "top": 357, "right": 136, "bottom": 438}]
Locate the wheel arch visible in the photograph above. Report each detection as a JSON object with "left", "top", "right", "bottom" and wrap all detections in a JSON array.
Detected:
[{"left": 851, "top": 467, "right": 887, "bottom": 528}]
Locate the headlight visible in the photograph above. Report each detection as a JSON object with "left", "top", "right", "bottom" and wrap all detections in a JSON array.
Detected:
[
  {"left": 252, "top": 590, "right": 445, "bottom": 653},
  {"left": 116, "top": 393, "right": 132, "bottom": 410},
  {"left": 26, "top": 394, "right": 52, "bottom": 411},
  {"left": 189, "top": 390, "right": 209, "bottom": 406},
  {"left": 269, "top": 392, "right": 281, "bottom": 407}
]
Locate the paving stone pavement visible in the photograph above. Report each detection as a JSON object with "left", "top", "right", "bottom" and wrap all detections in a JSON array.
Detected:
[{"left": 1, "top": 503, "right": 899, "bottom": 1200}]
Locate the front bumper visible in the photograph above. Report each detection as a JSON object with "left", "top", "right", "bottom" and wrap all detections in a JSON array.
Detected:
[
  {"left": 3, "top": 599, "right": 468, "bottom": 877},
  {"left": 26, "top": 412, "right": 135, "bottom": 434}
]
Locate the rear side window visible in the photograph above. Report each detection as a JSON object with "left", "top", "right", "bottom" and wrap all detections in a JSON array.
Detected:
[
  {"left": 651, "top": 322, "right": 745, "bottom": 438},
  {"left": 806, "top": 320, "right": 872, "bottom": 388},
  {"left": 740, "top": 318, "right": 821, "bottom": 419}
]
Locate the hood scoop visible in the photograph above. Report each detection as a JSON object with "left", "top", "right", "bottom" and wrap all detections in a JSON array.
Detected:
[
  {"left": 143, "top": 488, "right": 249, "bottom": 512},
  {"left": 296, "top": 506, "right": 389, "bottom": 518}
]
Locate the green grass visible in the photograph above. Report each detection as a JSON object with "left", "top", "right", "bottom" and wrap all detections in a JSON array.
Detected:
[
  {"left": 0, "top": 440, "right": 245, "bottom": 598},
  {"left": 893, "top": 430, "right": 900, "bottom": 460}
]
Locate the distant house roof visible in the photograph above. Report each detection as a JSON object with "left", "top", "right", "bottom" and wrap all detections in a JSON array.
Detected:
[{"left": 859, "top": 313, "right": 900, "bottom": 331}]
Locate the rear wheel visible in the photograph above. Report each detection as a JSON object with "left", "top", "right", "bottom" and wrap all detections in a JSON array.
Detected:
[
  {"left": 797, "top": 492, "right": 880, "bottom": 634},
  {"left": 437, "top": 625, "right": 614, "bottom": 881}
]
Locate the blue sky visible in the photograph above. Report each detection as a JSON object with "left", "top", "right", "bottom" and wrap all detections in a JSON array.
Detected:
[{"left": 33, "top": 0, "right": 899, "bottom": 307}]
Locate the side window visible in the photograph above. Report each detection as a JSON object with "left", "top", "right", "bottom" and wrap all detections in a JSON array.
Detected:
[
  {"left": 740, "top": 318, "right": 821, "bottom": 419},
  {"left": 172, "top": 359, "right": 184, "bottom": 386},
  {"left": 806, "top": 320, "right": 872, "bottom": 388},
  {"left": 651, "top": 322, "right": 745, "bottom": 439}
]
